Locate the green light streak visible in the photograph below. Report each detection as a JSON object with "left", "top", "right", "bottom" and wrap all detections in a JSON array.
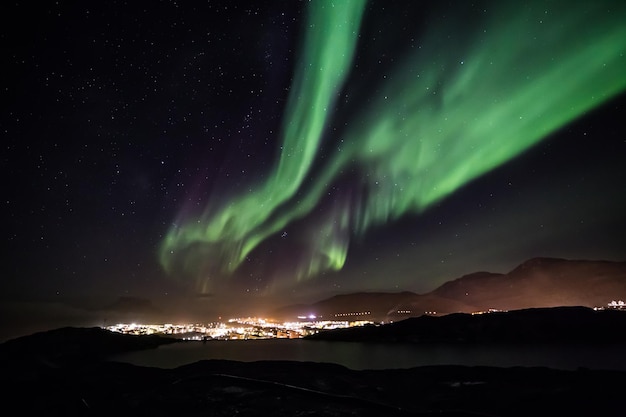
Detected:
[
  {"left": 160, "top": 0, "right": 366, "bottom": 275},
  {"left": 337, "top": 1, "right": 626, "bottom": 232},
  {"left": 161, "top": 0, "right": 626, "bottom": 285}
]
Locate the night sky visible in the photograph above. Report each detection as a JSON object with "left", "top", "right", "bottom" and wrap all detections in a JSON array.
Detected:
[{"left": 3, "top": 0, "right": 626, "bottom": 334}]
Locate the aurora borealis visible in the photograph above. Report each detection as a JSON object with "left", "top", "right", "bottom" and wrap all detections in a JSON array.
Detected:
[
  {"left": 3, "top": 0, "right": 626, "bottom": 337},
  {"left": 161, "top": 0, "right": 367, "bottom": 283},
  {"left": 160, "top": 0, "right": 626, "bottom": 292}
]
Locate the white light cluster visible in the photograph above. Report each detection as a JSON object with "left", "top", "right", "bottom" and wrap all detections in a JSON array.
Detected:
[{"left": 105, "top": 317, "right": 375, "bottom": 340}]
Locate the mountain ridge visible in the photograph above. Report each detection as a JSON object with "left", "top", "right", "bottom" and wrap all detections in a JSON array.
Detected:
[{"left": 270, "top": 257, "right": 626, "bottom": 321}]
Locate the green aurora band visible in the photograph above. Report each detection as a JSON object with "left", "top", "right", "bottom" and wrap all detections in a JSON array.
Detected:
[{"left": 160, "top": 0, "right": 626, "bottom": 289}]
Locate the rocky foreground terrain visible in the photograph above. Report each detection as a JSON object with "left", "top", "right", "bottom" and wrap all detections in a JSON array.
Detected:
[{"left": 2, "top": 312, "right": 626, "bottom": 416}]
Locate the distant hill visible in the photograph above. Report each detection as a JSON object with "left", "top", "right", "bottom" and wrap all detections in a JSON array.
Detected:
[
  {"left": 306, "top": 306, "right": 626, "bottom": 344},
  {"left": 270, "top": 291, "right": 422, "bottom": 321},
  {"left": 270, "top": 258, "right": 626, "bottom": 321}
]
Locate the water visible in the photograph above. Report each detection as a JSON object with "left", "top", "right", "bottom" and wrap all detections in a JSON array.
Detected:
[{"left": 109, "top": 339, "right": 626, "bottom": 371}]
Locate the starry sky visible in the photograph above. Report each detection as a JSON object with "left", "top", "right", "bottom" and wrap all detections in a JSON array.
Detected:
[{"left": 3, "top": 0, "right": 626, "bottom": 331}]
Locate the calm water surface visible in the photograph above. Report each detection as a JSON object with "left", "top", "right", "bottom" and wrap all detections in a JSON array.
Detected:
[{"left": 110, "top": 339, "right": 626, "bottom": 370}]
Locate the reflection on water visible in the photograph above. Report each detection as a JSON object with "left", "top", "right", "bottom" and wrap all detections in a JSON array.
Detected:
[{"left": 110, "top": 339, "right": 626, "bottom": 371}]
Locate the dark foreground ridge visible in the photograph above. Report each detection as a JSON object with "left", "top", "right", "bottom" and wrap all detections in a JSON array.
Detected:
[
  {"left": 2, "top": 321, "right": 626, "bottom": 416},
  {"left": 0, "top": 325, "right": 179, "bottom": 369},
  {"left": 306, "top": 306, "right": 626, "bottom": 343}
]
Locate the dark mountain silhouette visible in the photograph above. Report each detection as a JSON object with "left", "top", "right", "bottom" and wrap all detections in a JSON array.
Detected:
[{"left": 271, "top": 258, "right": 626, "bottom": 321}]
